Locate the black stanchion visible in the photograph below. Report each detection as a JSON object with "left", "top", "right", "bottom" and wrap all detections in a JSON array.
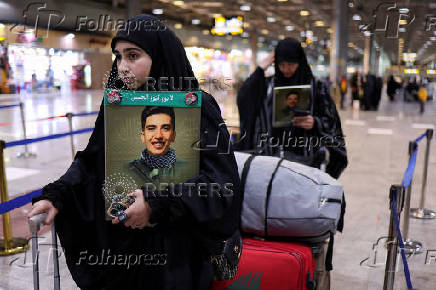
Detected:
[
  {"left": 411, "top": 129, "right": 436, "bottom": 219},
  {"left": 402, "top": 141, "right": 423, "bottom": 254},
  {"left": 383, "top": 185, "right": 405, "bottom": 290}
]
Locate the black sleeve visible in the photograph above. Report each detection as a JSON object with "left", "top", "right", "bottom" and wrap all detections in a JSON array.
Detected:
[
  {"left": 32, "top": 152, "right": 103, "bottom": 221},
  {"left": 145, "top": 92, "right": 241, "bottom": 234},
  {"left": 235, "top": 67, "right": 268, "bottom": 151},
  {"left": 312, "top": 80, "right": 348, "bottom": 179},
  {"left": 32, "top": 100, "right": 105, "bottom": 217}
]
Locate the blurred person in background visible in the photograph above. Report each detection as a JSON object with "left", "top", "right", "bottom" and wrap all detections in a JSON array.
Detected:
[
  {"left": 236, "top": 37, "right": 347, "bottom": 179},
  {"left": 417, "top": 84, "right": 427, "bottom": 114},
  {"left": 387, "top": 75, "right": 401, "bottom": 101},
  {"left": 339, "top": 73, "right": 348, "bottom": 109},
  {"left": 350, "top": 71, "right": 363, "bottom": 108}
]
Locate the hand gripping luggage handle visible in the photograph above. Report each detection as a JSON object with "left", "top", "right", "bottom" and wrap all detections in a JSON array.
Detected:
[
  {"left": 29, "top": 213, "right": 47, "bottom": 233},
  {"left": 28, "top": 213, "right": 60, "bottom": 290}
]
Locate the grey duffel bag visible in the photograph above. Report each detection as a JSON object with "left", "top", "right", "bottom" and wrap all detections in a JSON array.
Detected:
[{"left": 235, "top": 151, "right": 344, "bottom": 243}]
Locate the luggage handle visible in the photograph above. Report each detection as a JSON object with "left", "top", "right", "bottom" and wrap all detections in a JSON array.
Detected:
[
  {"left": 29, "top": 213, "right": 48, "bottom": 233},
  {"left": 28, "top": 213, "right": 60, "bottom": 290}
]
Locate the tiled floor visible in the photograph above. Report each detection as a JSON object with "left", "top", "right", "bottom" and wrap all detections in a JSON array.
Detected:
[{"left": 0, "top": 87, "right": 436, "bottom": 289}]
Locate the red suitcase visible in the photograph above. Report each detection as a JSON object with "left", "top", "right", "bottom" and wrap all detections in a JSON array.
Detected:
[{"left": 213, "top": 238, "right": 316, "bottom": 290}]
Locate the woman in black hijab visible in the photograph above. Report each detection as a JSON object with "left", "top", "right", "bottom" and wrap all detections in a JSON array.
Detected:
[
  {"left": 29, "top": 14, "right": 241, "bottom": 290},
  {"left": 236, "top": 37, "right": 347, "bottom": 179}
]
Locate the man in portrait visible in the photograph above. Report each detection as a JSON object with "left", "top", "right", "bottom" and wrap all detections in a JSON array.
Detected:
[{"left": 129, "top": 106, "right": 178, "bottom": 185}]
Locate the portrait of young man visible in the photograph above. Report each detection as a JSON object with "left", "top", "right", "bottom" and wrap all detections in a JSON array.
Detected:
[{"left": 129, "top": 106, "right": 179, "bottom": 185}]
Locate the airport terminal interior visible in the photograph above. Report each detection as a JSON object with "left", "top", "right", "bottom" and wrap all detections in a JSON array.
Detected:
[{"left": 0, "top": 0, "right": 436, "bottom": 289}]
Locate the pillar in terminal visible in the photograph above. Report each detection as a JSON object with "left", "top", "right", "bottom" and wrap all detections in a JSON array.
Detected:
[
  {"left": 126, "top": 0, "right": 141, "bottom": 19},
  {"left": 330, "top": 0, "right": 348, "bottom": 85}
]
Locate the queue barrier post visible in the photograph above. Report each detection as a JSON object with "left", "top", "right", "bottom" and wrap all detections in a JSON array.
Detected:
[
  {"left": 402, "top": 141, "right": 423, "bottom": 254},
  {"left": 411, "top": 129, "right": 436, "bottom": 219},
  {"left": 17, "top": 102, "right": 36, "bottom": 159},
  {"left": 0, "top": 140, "right": 29, "bottom": 255},
  {"left": 65, "top": 112, "right": 76, "bottom": 160},
  {"left": 383, "top": 185, "right": 405, "bottom": 290},
  {"left": 66, "top": 113, "right": 75, "bottom": 160}
]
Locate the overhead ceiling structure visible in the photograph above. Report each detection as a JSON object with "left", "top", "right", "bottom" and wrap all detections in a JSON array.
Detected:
[
  {"left": 348, "top": 0, "right": 436, "bottom": 66},
  {"left": 83, "top": 0, "right": 436, "bottom": 66}
]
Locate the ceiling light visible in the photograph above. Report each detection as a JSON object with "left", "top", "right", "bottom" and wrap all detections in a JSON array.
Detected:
[
  {"left": 202, "top": 29, "right": 209, "bottom": 35},
  {"left": 300, "top": 10, "right": 310, "bottom": 16},
  {"left": 241, "top": 32, "right": 249, "bottom": 37},
  {"left": 315, "top": 21, "right": 325, "bottom": 27},
  {"left": 352, "top": 14, "right": 361, "bottom": 21},
  {"left": 363, "top": 31, "right": 371, "bottom": 36},
  {"left": 243, "top": 22, "right": 250, "bottom": 28},
  {"left": 399, "top": 8, "right": 409, "bottom": 14},
  {"left": 399, "top": 19, "right": 407, "bottom": 25},
  {"left": 279, "top": 35, "right": 285, "bottom": 40},
  {"left": 152, "top": 9, "right": 163, "bottom": 15},
  {"left": 174, "top": 23, "right": 182, "bottom": 29},
  {"left": 173, "top": 1, "right": 184, "bottom": 6},
  {"left": 267, "top": 17, "right": 276, "bottom": 23},
  {"left": 261, "top": 29, "right": 269, "bottom": 35},
  {"left": 65, "top": 33, "right": 75, "bottom": 39},
  {"left": 258, "top": 36, "right": 265, "bottom": 42},
  {"left": 327, "top": 28, "right": 333, "bottom": 33},
  {"left": 240, "top": 5, "right": 251, "bottom": 11},
  {"left": 192, "top": 19, "right": 200, "bottom": 25},
  {"left": 285, "top": 25, "right": 294, "bottom": 31},
  {"left": 257, "top": 42, "right": 263, "bottom": 48},
  {"left": 348, "top": 2, "right": 354, "bottom": 8},
  {"left": 430, "top": 37, "right": 436, "bottom": 41},
  {"left": 278, "top": 0, "right": 288, "bottom": 2},
  {"left": 213, "top": 13, "right": 222, "bottom": 18},
  {"left": 399, "top": 27, "right": 406, "bottom": 32}
]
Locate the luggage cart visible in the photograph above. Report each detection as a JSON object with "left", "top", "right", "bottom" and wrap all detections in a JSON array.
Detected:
[{"left": 28, "top": 213, "right": 60, "bottom": 290}]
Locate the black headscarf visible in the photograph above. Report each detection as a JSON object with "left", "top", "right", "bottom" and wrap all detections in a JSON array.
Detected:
[
  {"left": 108, "top": 14, "right": 199, "bottom": 91},
  {"left": 274, "top": 38, "right": 313, "bottom": 87}
]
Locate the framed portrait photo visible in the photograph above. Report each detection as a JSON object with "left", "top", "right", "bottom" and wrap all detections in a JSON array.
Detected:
[
  {"left": 272, "top": 85, "right": 312, "bottom": 128},
  {"left": 103, "top": 89, "right": 202, "bottom": 220}
]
